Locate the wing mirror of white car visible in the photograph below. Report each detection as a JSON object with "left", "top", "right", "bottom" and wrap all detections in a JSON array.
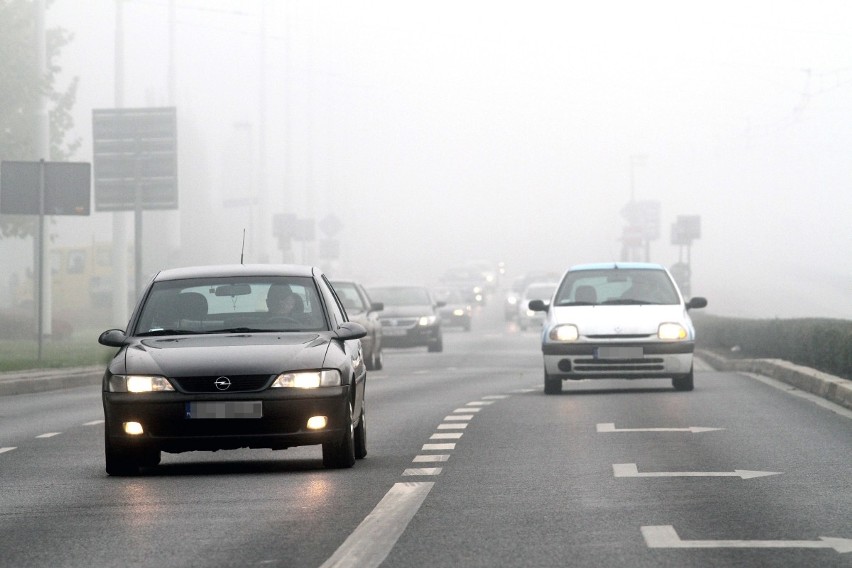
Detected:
[
  {"left": 369, "top": 302, "right": 384, "bottom": 312},
  {"left": 528, "top": 299, "right": 549, "bottom": 312},
  {"left": 686, "top": 297, "right": 708, "bottom": 310},
  {"left": 337, "top": 322, "right": 368, "bottom": 340},
  {"left": 99, "top": 329, "right": 128, "bottom": 347}
]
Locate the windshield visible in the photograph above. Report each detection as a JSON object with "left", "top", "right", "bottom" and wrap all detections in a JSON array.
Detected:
[
  {"left": 133, "top": 276, "right": 329, "bottom": 335},
  {"left": 368, "top": 286, "right": 432, "bottom": 307},
  {"left": 554, "top": 269, "right": 680, "bottom": 306}
]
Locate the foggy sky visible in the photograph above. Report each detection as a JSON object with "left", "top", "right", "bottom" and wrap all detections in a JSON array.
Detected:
[{"left": 20, "top": 0, "right": 852, "bottom": 319}]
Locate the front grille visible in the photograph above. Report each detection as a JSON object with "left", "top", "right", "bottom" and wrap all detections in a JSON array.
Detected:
[
  {"left": 586, "top": 334, "right": 652, "bottom": 339},
  {"left": 380, "top": 318, "right": 418, "bottom": 328},
  {"left": 171, "top": 374, "right": 273, "bottom": 393},
  {"left": 573, "top": 357, "right": 665, "bottom": 372}
]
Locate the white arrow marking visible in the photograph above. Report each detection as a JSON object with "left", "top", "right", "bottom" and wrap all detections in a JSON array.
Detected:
[
  {"left": 614, "top": 463, "right": 781, "bottom": 479},
  {"left": 642, "top": 525, "right": 852, "bottom": 553},
  {"left": 597, "top": 422, "right": 723, "bottom": 433}
]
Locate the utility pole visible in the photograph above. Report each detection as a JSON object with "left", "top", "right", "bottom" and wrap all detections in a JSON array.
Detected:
[{"left": 35, "top": 0, "right": 52, "bottom": 343}]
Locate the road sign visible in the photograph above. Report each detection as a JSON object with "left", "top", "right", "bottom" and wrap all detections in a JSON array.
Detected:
[
  {"left": 319, "top": 214, "right": 343, "bottom": 237},
  {"left": 92, "top": 107, "right": 177, "bottom": 211},
  {"left": 1, "top": 161, "right": 91, "bottom": 216}
]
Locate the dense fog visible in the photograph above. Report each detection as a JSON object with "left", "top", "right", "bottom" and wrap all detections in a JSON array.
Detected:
[{"left": 2, "top": 0, "right": 851, "bottom": 324}]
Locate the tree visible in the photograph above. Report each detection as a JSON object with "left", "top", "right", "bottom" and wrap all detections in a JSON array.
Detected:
[{"left": 0, "top": 0, "right": 80, "bottom": 239}]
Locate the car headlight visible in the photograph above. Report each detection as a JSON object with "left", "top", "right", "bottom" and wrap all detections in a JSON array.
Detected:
[
  {"left": 108, "top": 374, "right": 175, "bottom": 393},
  {"left": 272, "top": 370, "right": 341, "bottom": 388},
  {"left": 506, "top": 297, "right": 518, "bottom": 305},
  {"left": 418, "top": 315, "right": 437, "bottom": 326},
  {"left": 452, "top": 308, "right": 465, "bottom": 317},
  {"left": 658, "top": 323, "right": 688, "bottom": 340},
  {"left": 548, "top": 324, "right": 579, "bottom": 342}
]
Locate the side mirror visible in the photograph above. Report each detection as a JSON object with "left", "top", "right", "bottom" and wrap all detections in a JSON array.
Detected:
[
  {"left": 686, "top": 297, "right": 708, "bottom": 310},
  {"left": 369, "top": 302, "right": 384, "bottom": 312},
  {"left": 337, "top": 322, "right": 367, "bottom": 340},
  {"left": 98, "top": 329, "right": 128, "bottom": 347},
  {"left": 528, "top": 299, "right": 549, "bottom": 312},
  {"left": 435, "top": 301, "right": 447, "bottom": 308}
]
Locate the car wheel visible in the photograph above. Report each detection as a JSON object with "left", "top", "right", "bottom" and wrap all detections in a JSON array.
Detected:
[
  {"left": 672, "top": 368, "right": 694, "bottom": 391},
  {"left": 544, "top": 372, "right": 562, "bottom": 395},
  {"left": 373, "top": 349, "right": 383, "bottom": 371},
  {"left": 104, "top": 431, "right": 141, "bottom": 476},
  {"left": 427, "top": 338, "right": 443, "bottom": 353},
  {"left": 322, "top": 401, "right": 356, "bottom": 468},
  {"left": 354, "top": 403, "right": 367, "bottom": 459}
]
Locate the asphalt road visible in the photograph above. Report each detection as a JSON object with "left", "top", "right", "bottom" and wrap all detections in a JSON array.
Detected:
[{"left": 1, "top": 301, "right": 850, "bottom": 568}]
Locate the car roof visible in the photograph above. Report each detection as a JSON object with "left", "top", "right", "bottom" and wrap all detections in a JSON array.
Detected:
[
  {"left": 568, "top": 262, "right": 665, "bottom": 272},
  {"left": 152, "top": 264, "right": 318, "bottom": 282}
]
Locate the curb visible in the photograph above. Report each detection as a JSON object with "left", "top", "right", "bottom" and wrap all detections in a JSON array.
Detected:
[
  {"left": 697, "top": 349, "right": 852, "bottom": 412},
  {"left": 0, "top": 366, "right": 103, "bottom": 396}
]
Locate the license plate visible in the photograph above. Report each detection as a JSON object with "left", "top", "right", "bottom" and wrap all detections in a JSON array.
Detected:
[
  {"left": 187, "top": 401, "right": 263, "bottom": 419},
  {"left": 595, "top": 346, "right": 643, "bottom": 359},
  {"left": 383, "top": 328, "right": 408, "bottom": 336}
]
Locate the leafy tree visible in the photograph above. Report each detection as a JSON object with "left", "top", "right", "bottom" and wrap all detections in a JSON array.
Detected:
[{"left": 0, "top": 0, "right": 80, "bottom": 239}]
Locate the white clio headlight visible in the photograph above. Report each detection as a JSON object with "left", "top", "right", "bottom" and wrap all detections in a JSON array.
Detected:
[
  {"left": 418, "top": 315, "right": 437, "bottom": 326},
  {"left": 549, "top": 324, "right": 579, "bottom": 342},
  {"left": 658, "top": 322, "right": 688, "bottom": 340},
  {"left": 272, "top": 370, "right": 341, "bottom": 388},
  {"left": 109, "top": 375, "right": 174, "bottom": 393}
]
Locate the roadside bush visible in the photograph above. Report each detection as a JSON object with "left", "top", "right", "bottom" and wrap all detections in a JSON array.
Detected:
[{"left": 693, "top": 314, "right": 852, "bottom": 380}]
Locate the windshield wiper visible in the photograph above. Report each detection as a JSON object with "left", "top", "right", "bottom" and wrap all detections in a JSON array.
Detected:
[
  {"left": 600, "top": 299, "right": 655, "bottom": 305},
  {"left": 137, "top": 329, "right": 201, "bottom": 336},
  {"left": 557, "top": 301, "right": 597, "bottom": 306}
]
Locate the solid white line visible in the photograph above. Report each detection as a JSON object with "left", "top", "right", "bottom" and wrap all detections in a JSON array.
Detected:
[
  {"left": 743, "top": 372, "right": 852, "bottom": 419},
  {"left": 83, "top": 420, "right": 104, "bottom": 426},
  {"left": 319, "top": 482, "right": 435, "bottom": 568},
  {"left": 422, "top": 443, "right": 455, "bottom": 451},
  {"left": 642, "top": 525, "right": 852, "bottom": 553},
  {"left": 481, "top": 395, "right": 509, "bottom": 400},
  {"left": 402, "top": 468, "right": 442, "bottom": 476},
  {"left": 413, "top": 454, "right": 449, "bottom": 463},
  {"left": 36, "top": 432, "right": 61, "bottom": 438},
  {"left": 453, "top": 407, "right": 481, "bottom": 413},
  {"left": 443, "top": 415, "right": 473, "bottom": 421},
  {"left": 437, "top": 423, "right": 468, "bottom": 429},
  {"left": 430, "top": 432, "right": 462, "bottom": 440},
  {"left": 0, "top": 447, "right": 16, "bottom": 454},
  {"left": 614, "top": 463, "right": 781, "bottom": 479},
  {"left": 465, "top": 401, "right": 495, "bottom": 406},
  {"left": 597, "top": 422, "right": 723, "bottom": 433}
]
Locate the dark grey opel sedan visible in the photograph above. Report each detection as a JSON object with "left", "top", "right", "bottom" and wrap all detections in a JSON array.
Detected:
[{"left": 98, "top": 264, "right": 367, "bottom": 475}]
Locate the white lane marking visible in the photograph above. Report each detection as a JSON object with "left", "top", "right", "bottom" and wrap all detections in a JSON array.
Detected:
[
  {"left": 509, "top": 388, "right": 537, "bottom": 393},
  {"left": 413, "top": 454, "right": 449, "bottom": 463},
  {"left": 453, "top": 407, "right": 480, "bottom": 413},
  {"left": 430, "top": 432, "right": 462, "bottom": 440},
  {"left": 597, "top": 422, "right": 724, "bottom": 433},
  {"left": 743, "top": 372, "right": 852, "bottom": 419},
  {"left": 437, "top": 423, "right": 468, "bottom": 430},
  {"left": 83, "top": 420, "right": 104, "bottom": 426},
  {"left": 36, "top": 432, "right": 61, "bottom": 438},
  {"left": 642, "top": 525, "right": 852, "bottom": 553},
  {"left": 443, "top": 415, "right": 473, "bottom": 421},
  {"left": 422, "top": 443, "right": 455, "bottom": 451},
  {"left": 0, "top": 447, "right": 16, "bottom": 454},
  {"left": 402, "top": 468, "right": 442, "bottom": 476},
  {"left": 319, "top": 482, "right": 435, "bottom": 568},
  {"left": 465, "top": 401, "right": 495, "bottom": 406},
  {"left": 614, "top": 463, "right": 782, "bottom": 479},
  {"left": 481, "top": 395, "right": 509, "bottom": 400}
]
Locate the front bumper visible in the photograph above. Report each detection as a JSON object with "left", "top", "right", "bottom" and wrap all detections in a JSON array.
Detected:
[
  {"left": 542, "top": 341, "right": 695, "bottom": 379},
  {"left": 103, "top": 386, "right": 350, "bottom": 453},
  {"left": 381, "top": 324, "right": 441, "bottom": 347}
]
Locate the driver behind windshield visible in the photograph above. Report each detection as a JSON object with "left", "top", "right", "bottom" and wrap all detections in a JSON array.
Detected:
[{"left": 266, "top": 285, "right": 304, "bottom": 317}]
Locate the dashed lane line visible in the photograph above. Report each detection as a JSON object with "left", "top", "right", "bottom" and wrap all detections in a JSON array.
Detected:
[
  {"left": 36, "top": 432, "right": 61, "bottom": 438},
  {"left": 436, "top": 423, "right": 468, "bottom": 429},
  {"left": 0, "top": 447, "right": 16, "bottom": 454},
  {"left": 413, "top": 454, "right": 450, "bottom": 463}
]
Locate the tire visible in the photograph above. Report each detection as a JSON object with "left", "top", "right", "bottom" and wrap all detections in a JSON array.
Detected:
[
  {"left": 672, "top": 368, "right": 694, "bottom": 391},
  {"left": 104, "top": 431, "right": 141, "bottom": 476},
  {"left": 354, "top": 404, "right": 367, "bottom": 459},
  {"left": 544, "top": 372, "right": 562, "bottom": 394},
  {"left": 322, "top": 402, "right": 356, "bottom": 468},
  {"left": 373, "top": 349, "right": 383, "bottom": 371}
]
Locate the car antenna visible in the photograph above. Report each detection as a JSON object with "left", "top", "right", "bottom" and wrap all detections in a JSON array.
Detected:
[{"left": 240, "top": 229, "right": 246, "bottom": 265}]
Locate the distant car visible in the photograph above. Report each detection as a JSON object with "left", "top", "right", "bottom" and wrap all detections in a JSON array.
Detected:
[
  {"left": 331, "top": 279, "right": 385, "bottom": 370},
  {"left": 517, "top": 282, "right": 558, "bottom": 330},
  {"left": 98, "top": 264, "right": 368, "bottom": 475},
  {"left": 368, "top": 285, "right": 444, "bottom": 352},
  {"left": 504, "top": 271, "right": 561, "bottom": 321},
  {"left": 530, "top": 262, "right": 707, "bottom": 394},
  {"left": 433, "top": 287, "right": 472, "bottom": 331},
  {"left": 439, "top": 267, "right": 488, "bottom": 306}
]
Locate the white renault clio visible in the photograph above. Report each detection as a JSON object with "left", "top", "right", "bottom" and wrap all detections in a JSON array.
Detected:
[{"left": 529, "top": 263, "right": 707, "bottom": 394}]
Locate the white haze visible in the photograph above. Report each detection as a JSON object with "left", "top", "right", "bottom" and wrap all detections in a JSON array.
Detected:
[{"left": 21, "top": 0, "right": 852, "bottom": 319}]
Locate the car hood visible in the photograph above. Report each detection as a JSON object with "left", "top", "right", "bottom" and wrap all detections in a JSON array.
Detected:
[
  {"left": 118, "top": 333, "right": 330, "bottom": 377},
  {"left": 550, "top": 304, "right": 692, "bottom": 336},
  {"left": 379, "top": 306, "right": 434, "bottom": 318}
]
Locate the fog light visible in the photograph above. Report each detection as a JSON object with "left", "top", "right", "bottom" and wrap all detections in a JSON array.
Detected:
[
  {"left": 123, "top": 422, "right": 144, "bottom": 435},
  {"left": 306, "top": 416, "right": 328, "bottom": 430}
]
